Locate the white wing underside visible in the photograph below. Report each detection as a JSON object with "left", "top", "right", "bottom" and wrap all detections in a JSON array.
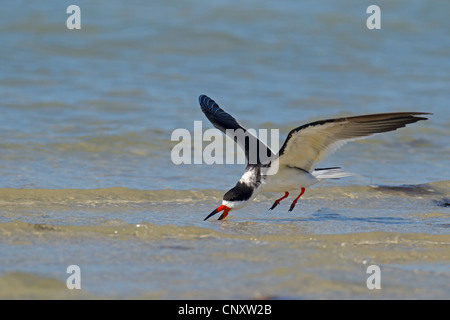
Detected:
[
  {"left": 278, "top": 122, "right": 361, "bottom": 171},
  {"left": 277, "top": 113, "right": 430, "bottom": 172}
]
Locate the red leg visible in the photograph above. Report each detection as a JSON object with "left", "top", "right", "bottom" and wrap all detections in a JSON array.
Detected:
[
  {"left": 288, "top": 188, "right": 305, "bottom": 212},
  {"left": 269, "top": 192, "right": 289, "bottom": 210}
]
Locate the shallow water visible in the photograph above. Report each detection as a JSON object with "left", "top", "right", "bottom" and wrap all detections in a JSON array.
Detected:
[
  {"left": 0, "top": 0, "right": 449, "bottom": 299},
  {"left": 1, "top": 182, "right": 449, "bottom": 299}
]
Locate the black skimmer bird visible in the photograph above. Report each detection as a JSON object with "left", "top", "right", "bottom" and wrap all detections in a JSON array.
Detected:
[{"left": 199, "top": 95, "right": 430, "bottom": 221}]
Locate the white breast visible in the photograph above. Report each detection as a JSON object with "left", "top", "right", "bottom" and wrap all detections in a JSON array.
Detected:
[{"left": 260, "top": 166, "right": 319, "bottom": 193}]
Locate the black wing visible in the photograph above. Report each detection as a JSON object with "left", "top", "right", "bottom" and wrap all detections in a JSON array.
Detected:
[{"left": 199, "top": 95, "right": 274, "bottom": 166}]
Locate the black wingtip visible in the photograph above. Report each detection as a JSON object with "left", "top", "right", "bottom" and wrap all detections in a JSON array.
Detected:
[
  {"left": 414, "top": 113, "right": 432, "bottom": 121},
  {"left": 199, "top": 94, "right": 212, "bottom": 106}
]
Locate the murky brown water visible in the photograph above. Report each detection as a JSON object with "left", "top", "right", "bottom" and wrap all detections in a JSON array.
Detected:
[{"left": 1, "top": 181, "right": 449, "bottom": 299}]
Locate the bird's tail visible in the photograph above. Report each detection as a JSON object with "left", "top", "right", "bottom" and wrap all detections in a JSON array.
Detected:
[{"left": 312, "top": 167, "right": 354, "bottom": 180}]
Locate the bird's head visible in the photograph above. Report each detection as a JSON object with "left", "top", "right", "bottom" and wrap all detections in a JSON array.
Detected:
[{"left": 203, "top": 183, "right": 254, "bottom": 221}]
